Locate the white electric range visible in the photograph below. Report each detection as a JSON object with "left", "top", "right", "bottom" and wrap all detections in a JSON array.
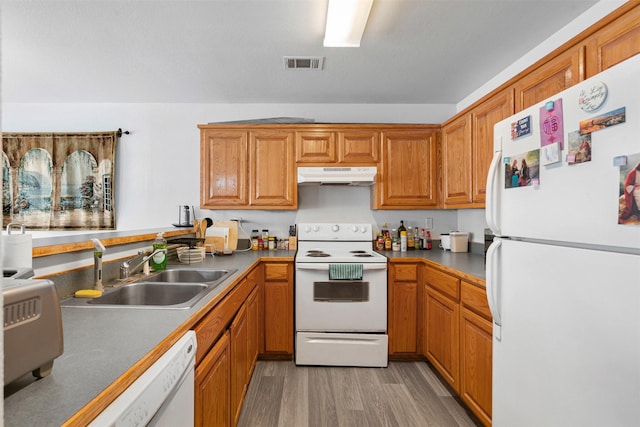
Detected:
[{"left": 294, "top": 223, "right": 388, "bottom": 367}]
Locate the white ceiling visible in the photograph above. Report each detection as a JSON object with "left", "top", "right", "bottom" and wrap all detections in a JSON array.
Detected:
[{"left": 1, "top": 0, "right": 600, "bottom": 105}]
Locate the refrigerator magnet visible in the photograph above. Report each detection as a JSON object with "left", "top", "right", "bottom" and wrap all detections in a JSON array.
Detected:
[
  {"left": 613, "top": 155, "right": 627, "bottom": 167},
  {"left": 511, "top": 115, "right": 532, "bottom": 140},
  {"left": 567, "top": 131, "right": 592, "bottom": 165},
  {"left": 539, "top": 98, "right": 564, "bottom": 148},
  {"left": 541, "top": 142, "right": 561, "bottom": 166},
  {"left": 618, "top": 152, "right": 640, "bottom": 225},
  {"left": 578, "top": 81, "right": 607, "bottom": 112},
  {"left": 579, "top": 107, "right": 626, "bottom": 134}
]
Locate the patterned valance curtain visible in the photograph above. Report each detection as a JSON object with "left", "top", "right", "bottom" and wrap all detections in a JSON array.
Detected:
[{"left": 2, "top": 131, "right": 119, "bottom": 230}]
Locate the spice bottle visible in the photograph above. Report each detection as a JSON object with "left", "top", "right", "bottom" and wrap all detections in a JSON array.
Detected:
[
  {"left": 268, "top": 237, "right": 275, "bottom": 250},
  {"left": 400, "top": 230, "right": 408, "bottom": 252},
  {"left": 251, "top": 229, "right": 259, "bottom": 251}
]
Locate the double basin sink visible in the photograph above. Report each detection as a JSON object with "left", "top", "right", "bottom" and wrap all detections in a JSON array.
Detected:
[{"left": 61, "top": 268, "right": 237, "bottom": 309}]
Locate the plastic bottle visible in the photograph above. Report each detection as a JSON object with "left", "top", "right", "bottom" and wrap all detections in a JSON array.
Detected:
[
  {"left": 268, "top": 237, "right": 275, "bottom": 251},
  {"left": 376, "top": 233, "right": 385, "bottom": 251},
  {"left": 261, "top": 229, "right": 269, "bottom": 250},
  {"left": 400, "top": 230, "right": 407, "bottom": 252},
  {"left": 150, "top": 232, "right": 167, "bottom": 271},
  {"left": 251, "top": 229, "right": 259, "bottom": 251},
  {"left": 426, "top": 230, "right": 433, "bottom": 250}
]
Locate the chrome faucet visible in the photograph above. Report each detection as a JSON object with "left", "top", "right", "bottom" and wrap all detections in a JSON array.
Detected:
[
  {"left": 119, "top": 249, "right": 166, "bottom": 279},
  {"left": 91, "top": 238, "right": 106, "bottom": 291}
]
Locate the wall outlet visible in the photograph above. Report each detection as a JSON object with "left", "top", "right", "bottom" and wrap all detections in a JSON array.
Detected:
[{"left": 425, "top": 218, "right": 433, "bottom": 229}]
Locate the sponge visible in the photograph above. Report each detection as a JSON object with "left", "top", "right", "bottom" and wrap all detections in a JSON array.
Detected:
[{"left": 75, "top": 289, "right": 103, "bottom": 298}]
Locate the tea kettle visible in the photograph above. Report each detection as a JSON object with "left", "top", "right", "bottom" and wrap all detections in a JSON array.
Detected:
[{"left": 176, "top": 205, "right": 194, "bottom": 227}]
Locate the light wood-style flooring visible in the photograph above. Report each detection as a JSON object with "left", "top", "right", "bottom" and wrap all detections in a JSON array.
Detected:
[{"left": 238, "top": 361, "right": 482, "bottom": 427}]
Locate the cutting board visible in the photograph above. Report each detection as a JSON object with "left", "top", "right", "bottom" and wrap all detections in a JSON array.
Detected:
[{"left": 207, "top": 220, "right": 238, "bottom": 251}]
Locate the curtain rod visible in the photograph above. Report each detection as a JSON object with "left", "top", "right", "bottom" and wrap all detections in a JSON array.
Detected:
[{"left": 117, "top": 128, "right": 130, "bottom": 138}]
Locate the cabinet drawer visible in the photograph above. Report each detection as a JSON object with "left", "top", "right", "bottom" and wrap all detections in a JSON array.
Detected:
[
  {"left": 392, "top": 263, "right": 418, "bottom": 282},
  {"left": 264, "top": 263, "right": 289, "bottom": 281},
  {"left": 461, "top": 281, "right": 492, "bottom": 320},
  {"left": 424, "top": 266, "right": 460, "bottom": 301},
  {"left": 194, "top": 278, "right": 252, "bottom": 364}
]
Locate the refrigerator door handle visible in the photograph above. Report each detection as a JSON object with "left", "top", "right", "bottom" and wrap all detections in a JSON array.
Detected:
[
  {"left": 486, "top": 237, "right": 502, "bottom": 341},
  {"left": 485, "top": 149, "right": 502, "bottom": 236}
]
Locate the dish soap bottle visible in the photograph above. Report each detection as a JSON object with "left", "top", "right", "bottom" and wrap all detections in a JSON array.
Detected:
[{"left": 150, "top": 232, "right": 167, "bottom": 271}]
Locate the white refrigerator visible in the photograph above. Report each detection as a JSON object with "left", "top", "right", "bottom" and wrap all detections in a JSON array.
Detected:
[{"left": 486, "top": 54, "right": 640, "bottom": 427}]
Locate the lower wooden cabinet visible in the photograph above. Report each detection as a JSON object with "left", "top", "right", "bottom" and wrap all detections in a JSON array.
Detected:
[
  {"left": 230, "top": 303, "right": 249, "bottom": 425},
  {"left": 423, "top": 283, "right": 460, "bottom": 392},
  {"left": 193, "top": 269, "right": 260, "bottom": 427},
  {"left": 263, "top": 262, "right": 293, "bottom": 356},
  {"left": 195, "top": 331, "right": 230, "bottom": 427},
  {"left": 418, "top": 266, "right": 492, "bottom": 426},
  {"left": 388, "top": 262, "right": 419, "bottom": 355},
  {"left": 460, "top": 305, "right": 493, "bottom": 427}
]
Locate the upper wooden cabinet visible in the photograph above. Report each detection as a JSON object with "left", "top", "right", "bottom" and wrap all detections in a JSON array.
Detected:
[
  {"left": 295, "top": 129, "right": 379, "bottom": 164},
  {"left": 442, "top": 114, "right": 472, "bottom": 207},
  {"left": 249, "top": 130, "right": 297, "bottom": 208},
  {"left": 374, "top": 127, "right": 439, "bottom": 209},
  {"left": 200, "top": 130, "right": 249, "bottom": 208},
  {"left": 199, "top": 127, "right": 296, "bottom": 209},
  {"left": 471, "top": 89, "right": 514, "bottom": 204},
  {"left": 586, "top": 4, "right": 640, "bottom": 76},
  {"left": 513, "top": 44, "right": 585, "bottom": 111}
]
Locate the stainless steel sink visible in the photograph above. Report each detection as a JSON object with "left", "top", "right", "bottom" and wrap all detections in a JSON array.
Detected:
[
  {"left": 87, "top": 283, "right": 208, "bottom": 307},
  {"left": 61, "top": 268, "right": 237, "bottom": 309},
  {"left": 147, "top": 269, "right": 232, "bottom": 283}
]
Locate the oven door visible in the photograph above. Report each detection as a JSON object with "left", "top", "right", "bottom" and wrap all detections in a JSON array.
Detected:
[{"left": 295, "top": 263, "right": 387, "bottom": 332}]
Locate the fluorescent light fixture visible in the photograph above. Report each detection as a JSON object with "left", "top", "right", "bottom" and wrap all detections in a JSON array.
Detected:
[{"left": 323, "top": 0, "right": 373, "bottom": 47}]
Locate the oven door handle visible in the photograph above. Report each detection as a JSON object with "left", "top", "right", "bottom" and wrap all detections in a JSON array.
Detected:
[{"left": 296, "top": 264, "right": 387, "bottom": 271}]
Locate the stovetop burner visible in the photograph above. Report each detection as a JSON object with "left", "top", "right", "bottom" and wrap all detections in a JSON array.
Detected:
[
  {"left": 350, "top": 250, "right": 366, "bottom": 254},
  {"left": 306, "top": 252, "right": 331, "bottom": 257},
  {"left": 353, "top": 253, "right": 374, "bottom": 257}
]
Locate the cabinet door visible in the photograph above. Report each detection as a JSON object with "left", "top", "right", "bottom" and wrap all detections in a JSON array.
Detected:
[
  {"left": 230, "top": 303, "right": 248, "bottom": 426},
  {"left": 200, "top": 130, "right": 248, "bottom": 207},
  {"left": 376, "top": 130, "right": 438, "bottom": 208},
  {"left": 424, "top": 285, "right": 460, "bottom": 393},
  {"left": 295, "top": 130, "right": 337, "bottom": 163},
  {"left": 339, "top": 130, "right": 379, "bottom": 164},
  {"left": 195, "top": 331, "right": 230, "bottom": 427},
  {"left": 247, "top": 287, "right": 259, "bottom": 378},
  {"left": 460, "top": 307, "right": 493, "bottom": 427},
  {"left": 263, "top": 262, "right": 293, "bottom": 355},
  {"left": 586, "top": 4, "right": 640, "bottom": 76},
  {"left": 472, "top": 89, "right": 514, "bottom": 204},
  {"left": 442, "top": 114, "right": 473, "bottom": 207},
  {"left": 513, "top": 44, "right": 585, "bottom": 111},
  {"left": 249, "top": 131, "right": 297, "bottom": 208},
  {"left": 388, "top": 263, "right": 419, "bottom": 355}
]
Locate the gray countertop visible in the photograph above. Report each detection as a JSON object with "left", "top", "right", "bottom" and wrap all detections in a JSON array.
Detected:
[
  {"left": 383, "top": 249, "right": 486, "bottom": 282},
  {"left": 4, "top": 248, "right": 484, "bottom": 426}
]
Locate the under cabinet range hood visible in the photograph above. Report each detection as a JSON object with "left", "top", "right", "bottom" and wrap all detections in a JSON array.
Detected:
[{"left": 297, "top": 166, "right": 377, "bottom": 186}]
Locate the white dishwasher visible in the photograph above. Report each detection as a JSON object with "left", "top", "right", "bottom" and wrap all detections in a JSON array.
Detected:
[{"left": 89, "top": 330, "right": 197, "bottom": 427}]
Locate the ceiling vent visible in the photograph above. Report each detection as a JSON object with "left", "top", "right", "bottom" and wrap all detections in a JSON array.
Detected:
[{"left": 283, "top": 56, "right": 324, "bottom": 70}]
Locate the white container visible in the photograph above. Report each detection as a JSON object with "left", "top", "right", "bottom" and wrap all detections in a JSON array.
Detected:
[
  {"left": 450, "top": 232, "right": 469, "bottom": 253},
  {"left": 439, "top": 234, "right": 451, "bottom": 250}
]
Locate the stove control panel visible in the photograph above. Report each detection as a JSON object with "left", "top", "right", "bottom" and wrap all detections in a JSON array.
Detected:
[{"left": 298, "top": 223, "right": 372, "bottom": 241}]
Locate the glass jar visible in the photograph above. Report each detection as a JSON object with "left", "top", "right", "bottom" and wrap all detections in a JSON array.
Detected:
[
  {"left": 250, "top": 229, "right": 259, "bottom": 251},
  {"left": 268, "top": 237, "right": 276, "bottom": 251}
]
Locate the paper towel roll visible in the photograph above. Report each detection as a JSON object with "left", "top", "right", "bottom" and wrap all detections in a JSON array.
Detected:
[{"left": 2, "top": 224, "right": 33, "bottom": 268}]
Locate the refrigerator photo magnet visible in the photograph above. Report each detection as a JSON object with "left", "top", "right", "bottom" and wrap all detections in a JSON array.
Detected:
[
  {"left": 567, "top": 131, "right": 592, "bottom": 165},
  {"left": 579, "top": 107, "right": 626, "bottom": 134},
  {"left": 618, "top": 152, "right": 640, "bottom": 225},
  {"left": 504, "top": 149, "right": 540, "bottom": 189},
  {"left": 541, "top": 142, "right": 561, "bottom": 166},
  {"left": 539, "top": 99, "right": 564, "bottom": 149}
]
